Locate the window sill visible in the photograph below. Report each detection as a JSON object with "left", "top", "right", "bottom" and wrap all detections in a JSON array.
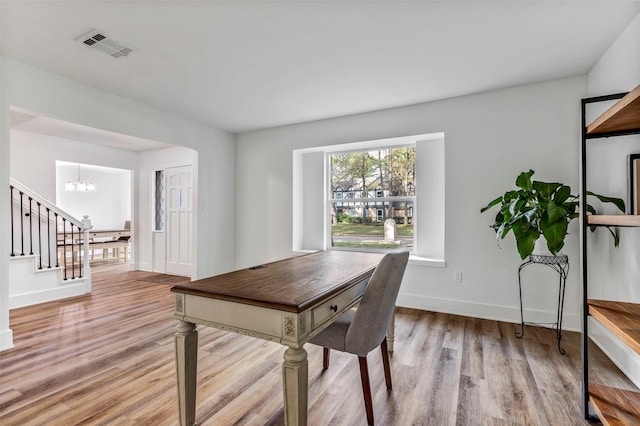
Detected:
[
  {"left": 297, "top": 249, "right": 445, "bottom": 268},
  {"left": 408, "top": 256, "right": 446, "bottom": 268}
]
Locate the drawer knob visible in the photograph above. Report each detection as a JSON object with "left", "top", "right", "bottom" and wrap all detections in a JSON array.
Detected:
[{"left": 330, "top": 305, "right": 338, "bottom": 312}]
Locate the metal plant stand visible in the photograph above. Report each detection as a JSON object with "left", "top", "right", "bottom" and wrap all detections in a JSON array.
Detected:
[{"left": 516, "top": 253, "right": 569, "bottom": 354}]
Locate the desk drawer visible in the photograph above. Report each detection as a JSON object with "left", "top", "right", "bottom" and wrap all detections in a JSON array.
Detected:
[
  {"left": 89, "top": 232, "right": 128, "bottom": 239},
  {"left": 311, "top": 278, "right": 369, "bottom": 329}
]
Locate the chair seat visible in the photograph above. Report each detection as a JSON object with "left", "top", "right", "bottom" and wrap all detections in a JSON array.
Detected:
[{"left": 309, "top": 308, "right": 355, "bottom": 352}]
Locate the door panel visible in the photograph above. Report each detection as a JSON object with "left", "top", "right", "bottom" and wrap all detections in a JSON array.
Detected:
[{"left": 166, "top": 166, "right": 193, "bottom": 276}]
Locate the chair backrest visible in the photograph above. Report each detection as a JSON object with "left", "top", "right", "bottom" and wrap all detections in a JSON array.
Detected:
[{"left": 345, "top": 250, "right": 410, "bottom": 356}]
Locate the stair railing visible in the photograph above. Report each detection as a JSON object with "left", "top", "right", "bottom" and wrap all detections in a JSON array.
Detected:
[{"left": 9, "top": 178, "right": 92, "bottom": 282}]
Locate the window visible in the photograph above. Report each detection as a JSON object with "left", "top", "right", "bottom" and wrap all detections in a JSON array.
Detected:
[
  {"left": 292, "top": 132, "right": 444, "bottom": 262},
  {"left": 329, "top": 146, "right": 415, "bottom": 252},
  {"left": 154, "top": 170, "right": 165, "bottom": 231}
]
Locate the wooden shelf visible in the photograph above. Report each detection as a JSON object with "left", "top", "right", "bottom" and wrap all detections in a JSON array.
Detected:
[
  {"left": 589, "top": 300, "right": 640, "bottom": 356},
  {"left": 587, "top": 215, "right": 640, "bottom": 227},
  {"left": 587, "top": 85, "right": 640, "bottom": 135},
  {"left": 590, "top": 383, "right": 640, "bottom": 425}
]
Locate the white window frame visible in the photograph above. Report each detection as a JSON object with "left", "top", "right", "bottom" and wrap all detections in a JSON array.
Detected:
[{"left": 292, "top": 132, "right": 445, "bottom": 266}]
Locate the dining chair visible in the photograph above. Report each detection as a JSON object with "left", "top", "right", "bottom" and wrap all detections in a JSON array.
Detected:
[{"left": 308, "top": 250, "right": 410, "bottom": 425}]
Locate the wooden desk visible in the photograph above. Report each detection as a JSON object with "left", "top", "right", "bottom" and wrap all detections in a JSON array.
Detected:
[{"left": 171, "top": 250, "right": 385, "bottom": 426}]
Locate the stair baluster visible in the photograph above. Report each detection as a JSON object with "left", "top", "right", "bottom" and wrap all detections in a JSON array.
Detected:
[
  {"left": 37, "top": 202, "right": 42, "bottom": 269},
  {"left": 20, "top": 191, "right": 24, "bottom": 256},
  {"left": 62, "top": 218, "right": 68, "bottom": 280},
  {"left": 47, "top": 207, "right": 52, "bottom": 268},
  {"left": 71, "top": 225, "right": 75, "bottom": 279},
  {"left": 28, "top": 197, "right": 33, "bottom": 255}
]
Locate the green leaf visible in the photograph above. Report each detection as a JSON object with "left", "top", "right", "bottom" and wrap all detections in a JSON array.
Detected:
[
  {"left": 515, "top": 170, "right": 534, "bottom": 191},
  {"left": 503, "top": 190, "right": 521, "bottom": 201},
  {"left": 605, "top": 226, "right": 621, "bottom": 247},
  {"left": 546, "top": 200, "right": 568, "bottom": 224},
  {"left": 553, "top": 185, "right": 572, "bottom": 204},
  {"left": 480, "top": 196, "right": 503, "bottom": 213},
  {"left": 521, "top": 208, "right": 538, "bottom": 223},
  {"left": 587, "top": 191, "right": 626, "bottom": 213},
  {"left": 532, "top": 181, "right": 562, "bottom": 199},
  {"left": 496, "top": 222, "right": 508, "bottom": 240},
  {"left": 499, "top": 204, "right": 513, "bottom": 223},
  {"left": 509, "top": 198, "right": 526, "bottom": 217},
  {"left": 514, "top": 228, "right": 539, "bottom": 260},
  {"left": 565, "top": 201, "right": 579, "bottom": 214},
  {"left": 540, "top": 219, "right": 568, "bottom": 255}
]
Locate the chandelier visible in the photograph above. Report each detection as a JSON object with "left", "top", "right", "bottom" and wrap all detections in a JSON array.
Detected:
[{"left": 65, "top": 163, "right": 96, "bottom": 192}]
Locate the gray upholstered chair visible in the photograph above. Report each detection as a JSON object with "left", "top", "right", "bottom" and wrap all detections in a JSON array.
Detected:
[{"left": 308, "top": 250, "right": 409, "bottom": 425}]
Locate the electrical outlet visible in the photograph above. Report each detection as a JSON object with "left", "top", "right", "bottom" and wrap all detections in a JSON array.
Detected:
[{"left": 453, "top": 271, "right": 462, "bottom": 283}]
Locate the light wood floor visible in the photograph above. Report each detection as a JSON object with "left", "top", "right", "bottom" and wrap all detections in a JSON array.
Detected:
[{"left": 0, "top": 264, "right": 634, "bottom": 425}]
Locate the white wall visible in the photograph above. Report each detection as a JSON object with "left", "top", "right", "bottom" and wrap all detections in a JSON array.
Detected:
[
  {"left": 586, "top": 12, "right": 640, "bottom": 386},
  {"left": 236, "top": 76, "right": 587, "bottom": 330},
  {"left": 56, "top": 163, "right": 131, "bottom": 231},
  {"left": 1, "top": 55, "right": 13, "bottom": 350},
  {"left": 0, "top": 57, "right": 236, "bottom": 351},
  {"left": 10, "top": 130, "right": 139, "bottom": 202},
  {"left": 10, "top": 130, "right": 136, "bottom": 224}
]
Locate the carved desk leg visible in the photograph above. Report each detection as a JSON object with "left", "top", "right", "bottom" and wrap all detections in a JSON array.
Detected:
[
  {"left": 387, "top": 310, "right": 396, "bottom": 352},
  {"left": 175, "top": 321, "right": 198, "bottom": 426},
  {"left": 282, "top": 346, "right": 308, "bottom": 426}
]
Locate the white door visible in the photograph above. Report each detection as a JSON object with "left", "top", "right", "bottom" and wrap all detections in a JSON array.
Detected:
[{"left": 166, "top": 165, "right": 193, "bottom": 276}]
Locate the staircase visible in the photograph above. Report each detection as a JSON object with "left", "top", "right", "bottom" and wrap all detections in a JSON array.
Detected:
[{"left": 9, "top": 178, "right": 92, "bottom": 308}]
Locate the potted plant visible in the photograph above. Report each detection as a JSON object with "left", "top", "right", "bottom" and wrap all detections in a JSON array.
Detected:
[{"left": 481, "top": 170, "right": 625, "bottom": 259}]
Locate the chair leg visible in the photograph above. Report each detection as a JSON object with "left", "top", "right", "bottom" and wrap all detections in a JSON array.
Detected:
[
  {"left": 381, "top": 337, "right": 392, "bottom": 390},
  {"left": 323, "top": 347, "right": 330, "bottom": 370},
  {"left": 358, "top": 356, "right": 374, "bottom": 425}
]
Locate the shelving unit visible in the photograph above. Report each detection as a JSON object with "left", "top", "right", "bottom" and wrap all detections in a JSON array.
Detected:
[{"left": 581, "top": 84, "right": 640, "bottom": 424}]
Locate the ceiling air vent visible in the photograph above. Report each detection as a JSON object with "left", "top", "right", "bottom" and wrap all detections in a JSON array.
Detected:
[{"left": 77, "top": 29, "right": 133, "bottom": 59}]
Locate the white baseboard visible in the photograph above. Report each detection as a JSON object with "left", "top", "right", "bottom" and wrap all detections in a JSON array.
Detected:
[
  {"left": 0, "top": 328, "right": 14, "bottom": 351},
  {"left": 9, "top": 278, "right": 89, "bottom": 309},
  {"left": 396, "top": 291, "right": 580, "bottom": 332},
  {"left": 137, "top": 261, "right": 152, "bottom": 272}
]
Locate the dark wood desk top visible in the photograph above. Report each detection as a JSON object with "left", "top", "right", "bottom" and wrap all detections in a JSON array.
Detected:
[{"left": 171, "top": 251, "right": 384, "bottom": 313}]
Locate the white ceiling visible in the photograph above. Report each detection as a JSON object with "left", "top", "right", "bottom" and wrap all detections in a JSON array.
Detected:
[{"left": 2, "top": 0, "right": 640, "bottom": 143}]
